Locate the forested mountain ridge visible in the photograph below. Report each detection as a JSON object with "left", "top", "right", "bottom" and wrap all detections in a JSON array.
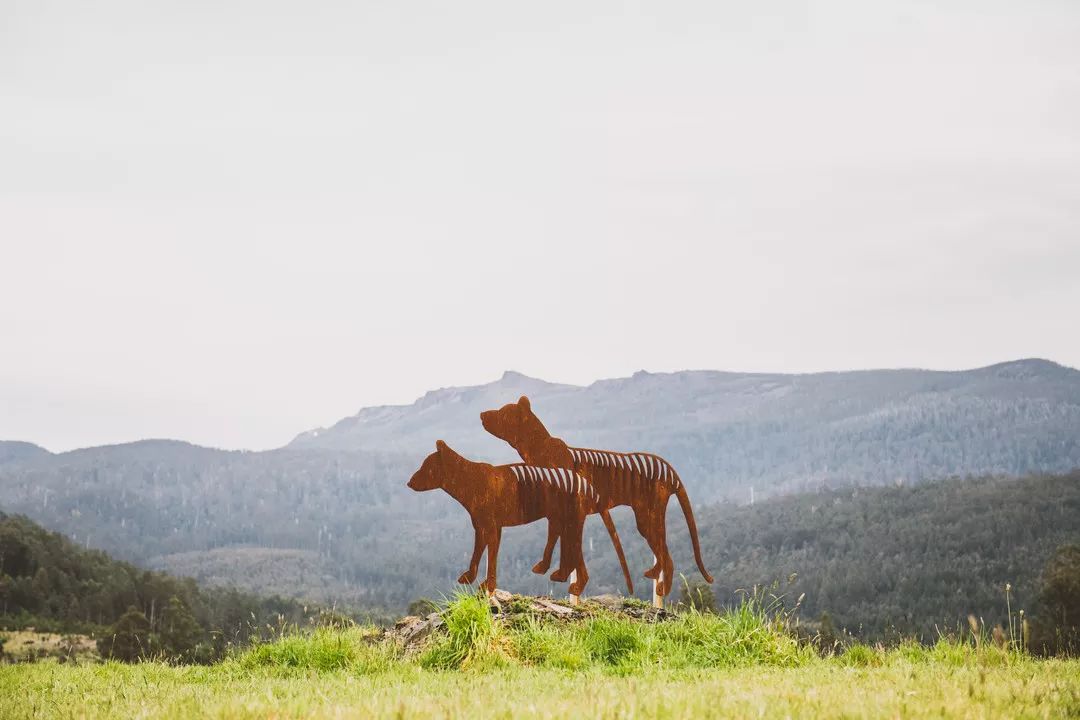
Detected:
[{"left": 0, "top": 444, "right": 422, "bottom": 609}]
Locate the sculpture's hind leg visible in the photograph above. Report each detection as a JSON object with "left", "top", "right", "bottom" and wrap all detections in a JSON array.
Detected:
[
  {"left": 550, "top": 514, "right": 589, "bottom": 595},
  {"left": 635, "top": 506, "right": 675, "bottom": 595},
  {"left": 479, "top": 526, "right": 502, "bottom": 595},
  {"left": 635, "top": 491, "right": 673, "bottom": 581},
  {"left": 600, "top": 509, "right": 634, "bottom": 594},
  {"left": 654, "top": 513, "right": 674, "bottom": 596},
  {"left": 567, "top": 517, "right": 589, "bottom": 596},
  {"left": 549, "top": 517, "right": 576, "bottom": 582},
  {"left": 532, "top": 520, "right": 558, "bottom": 575},
  {"left": 635, "top": 505, "right": 665, "bottom": 581}
]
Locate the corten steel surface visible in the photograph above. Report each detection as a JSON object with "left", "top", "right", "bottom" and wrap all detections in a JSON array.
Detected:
[
  {"left": 480, "top": 396, "right": 714, "bottom": 597},
  {"left": 407, "top": 440, "right": 603, "bottom": 596}
]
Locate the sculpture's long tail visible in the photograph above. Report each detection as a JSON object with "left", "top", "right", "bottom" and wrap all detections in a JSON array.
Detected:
[
  {"left": 599, "top": 509, "right": 634, "bottom": 595},
  {"left": 673, "top": 472, "right": 713, "bottom": 583}
]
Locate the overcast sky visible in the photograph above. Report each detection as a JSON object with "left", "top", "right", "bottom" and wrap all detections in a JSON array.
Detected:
[{"left": 2, "top": 1, "right": 1078, "bottom": 452}]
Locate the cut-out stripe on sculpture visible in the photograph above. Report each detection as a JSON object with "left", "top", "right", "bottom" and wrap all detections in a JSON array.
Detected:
[
  {"left": 568, "top": 449, "right": 683, "bottom": 491},
  {"left": 509, "top": 464, "right": 600, "bottom": 505}
]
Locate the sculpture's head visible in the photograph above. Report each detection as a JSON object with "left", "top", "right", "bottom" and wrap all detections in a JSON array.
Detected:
[
  {"left": 407, "top": 440, "right": 453, "bottom": 491},
  {"left": 480, "top": 395, "right": 537, "bottom": 444}
]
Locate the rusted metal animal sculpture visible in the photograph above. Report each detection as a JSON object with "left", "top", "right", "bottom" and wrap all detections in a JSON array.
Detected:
[
  {"left": 480, "top": 396, "right": 713, "bottom": 596},
  {"left": 407, "top": 440, "right": 603, "bottom": 596}
]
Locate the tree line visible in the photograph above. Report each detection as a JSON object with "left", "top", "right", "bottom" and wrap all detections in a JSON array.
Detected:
[
  {"left": 2, "top": 459, "right": 1078, "bottom": 654},
  {"left": 0, "top": 512, "right": 386, "bottom": 663}
]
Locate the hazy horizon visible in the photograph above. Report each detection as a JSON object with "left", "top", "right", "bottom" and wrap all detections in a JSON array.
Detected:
[{"left": 3, "top": 1, "right": 1079, "bottom": 452}]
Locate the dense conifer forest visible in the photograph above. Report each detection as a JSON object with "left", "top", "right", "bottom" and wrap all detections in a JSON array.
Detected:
[{"left": 2, "top": 473, "right": 1077, "bottom": 649}]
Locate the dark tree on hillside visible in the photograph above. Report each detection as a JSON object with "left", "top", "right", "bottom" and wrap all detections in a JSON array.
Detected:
[
  {"left": 0, "top": 527, "right": 34, "bottom": 577},
  {"left": 160, "top": 596, "right": 205, "bottom": 663},
  {"left": 0, "top": 574, "right": 11, "bottom": 616},
  {"left": 98, "top": 606, "right": 158, "bottom": 662},
  {"left": 1031, "top": 545, "right": 1080, "bottom": 656}
]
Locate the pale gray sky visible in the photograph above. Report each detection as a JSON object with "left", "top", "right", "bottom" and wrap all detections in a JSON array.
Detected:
[{"left": 2, "top": 0, "right": 1079, "bottom": 452}]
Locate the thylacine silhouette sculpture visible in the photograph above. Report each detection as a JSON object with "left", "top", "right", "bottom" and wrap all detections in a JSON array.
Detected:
[
  {"left": 480, "top": 396, "right": 713, "bottom": 596},
  {"left": 407, "top": 440, "right": 602, "bottom": 596}
]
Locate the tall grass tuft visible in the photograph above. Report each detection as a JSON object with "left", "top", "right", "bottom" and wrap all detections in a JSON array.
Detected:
[{"left": 420, "top": 591, "right": 506, "bottom": 670}]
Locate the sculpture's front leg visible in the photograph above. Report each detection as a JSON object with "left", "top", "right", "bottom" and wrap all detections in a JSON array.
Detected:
[
  {"left": 458, "top": 523, "right": 485, "bottom": 584},
  {"left": 532, "top": 520, "right": 558, "bottom": 574}
]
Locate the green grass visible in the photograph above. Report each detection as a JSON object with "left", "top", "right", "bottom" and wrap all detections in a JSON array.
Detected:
[
  {"left": 238, "top": 626, "right": 395, "bottom": 674},
  {"left": 2, "top": 595, "right": 1078, "bottom": 719},
  {"left": 419, "top": 591, "right": 503, "bottom": 670}
]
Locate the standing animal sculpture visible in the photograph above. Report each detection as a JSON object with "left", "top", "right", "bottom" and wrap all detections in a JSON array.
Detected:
[
  {"left": 407, "top": 440, "right": 603, "bottom": 596},
  {"left": 480, "top": 396, "right": 713, "bottom": 596}
]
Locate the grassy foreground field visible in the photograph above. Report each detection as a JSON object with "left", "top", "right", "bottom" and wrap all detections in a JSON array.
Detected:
[
  {"left": 4, "top": 659, "right": 1079, "bottom": 719},
  {"left": 2, "top": 595, "right": 1078, "bottom": 719}
]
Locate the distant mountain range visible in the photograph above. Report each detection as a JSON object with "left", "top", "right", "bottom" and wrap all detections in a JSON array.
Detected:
[
  {"left": 290, "top": 358, "right": 1080, "bottom": 497},
  {"left": 1, "top": 358, "right": 1078, "bottom": 611}
]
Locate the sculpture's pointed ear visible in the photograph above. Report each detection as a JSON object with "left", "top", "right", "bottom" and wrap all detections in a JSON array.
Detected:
[
  {"left": 436, "top": 440, "right": 462, "bottom": 463},
  {"left": 518, "top": 396, "right": 531, "bottom": 410}
]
